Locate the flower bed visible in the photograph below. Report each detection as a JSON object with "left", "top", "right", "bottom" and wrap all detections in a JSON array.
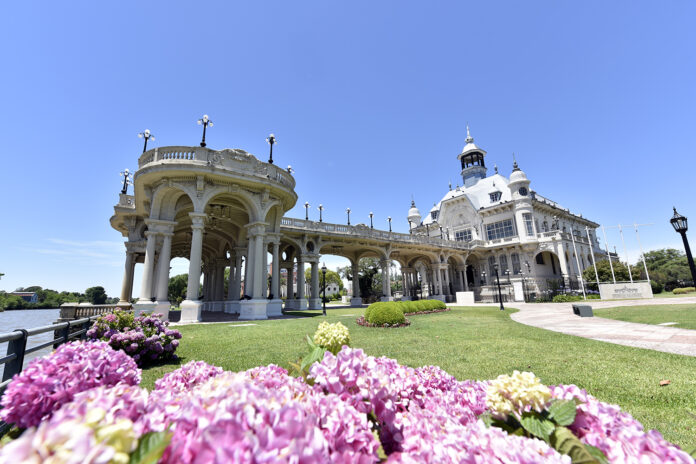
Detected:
[
  {"left": 87, "top": 309, "right": 182, "bottom": 366},
  {"left": 0, "top": 331, "right": 692, "bottom": 463}
]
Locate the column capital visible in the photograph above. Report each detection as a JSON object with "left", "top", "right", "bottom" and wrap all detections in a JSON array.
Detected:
[
  {"left": 189, "top": 212, "right": 207, "bottom": 229},
  {"left": 245, "top": 222, "right": 268, "bottom": 237},
  {"left": 302, "top": 254, "right": 320, "bottom": 264},
  {"left": 233, "top": 246, "right": 247, "bottom": 254}
]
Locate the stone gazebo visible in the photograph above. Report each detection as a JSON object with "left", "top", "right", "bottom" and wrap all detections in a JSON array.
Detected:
[{"left": 110, "top": 145, "right": 297, "bottom": 323}]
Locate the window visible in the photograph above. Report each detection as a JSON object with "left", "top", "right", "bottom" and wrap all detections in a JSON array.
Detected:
[
  {"left": 488, "top": 256, "right": 497, "bottom": 279},
  {"left": 511, "top": 253, "right": 521, "bottom": 274},
  {"left": 536, "top": 253, "right": 545, "bottom": 265},
  {"left": 523, "top": 213, "right": 534, "bottom": 236},
  {"left": 455, "top": 229, "right": 472, "bottom": 242},
  {"left": 499, "top": 255, "right": 509, "bottom": 275},
  {"left": 430, "top": 210, "right": 438, "bottom": 221},
  {"left": 486, "top": 219, "right": 515, "bottom": 240},
  {"left": 489, "top": 191, "right": 502, "bottom": 203}
]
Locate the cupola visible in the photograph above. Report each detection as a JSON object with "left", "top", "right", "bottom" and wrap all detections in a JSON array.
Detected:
[
  {"left": 407, "top": 199, "right": 422, "bottom": 227},
  {"left": 457, "top": 125, "right": 488, "bottom": 187}
]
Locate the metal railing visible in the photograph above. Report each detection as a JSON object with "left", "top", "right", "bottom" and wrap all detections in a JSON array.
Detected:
[{"left": 0, "top": 316, "right": 99, "bottom": 435}]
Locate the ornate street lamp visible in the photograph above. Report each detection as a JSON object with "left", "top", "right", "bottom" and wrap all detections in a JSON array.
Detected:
[
  {"left": 481, "top": 270, "right": 487, "bottom": 285},
  {"left": 321, "top": 262, "right": 327, "bottom": 316},
  {"left": 318, "top": 204, "right": 324, "bottom": 222},
  {"left": 388, "top": 216, "right": 392, "bottom": 232},
  {"left": 304, "top": 202, "right": 310, "bottom": 220},
  {"left": 505, "top": 268, "right": 511, "bottom": 283},
  {"left": 120, "top": 169, "right": 133, "bottom": 194},
  {"left": 266, "top": 133, "right": 276, "bottom": 164},
  {"left": 346, "top": 208, "right": 351, "bottom": 225},
  {"left": 369, "top": 212, "right": 374, "bottom": 229},
  {"left": 418, "top": 274, "right": 423, "bottom": 299},
  {"left": 493, "top": 263, "right": 505, "bottom": 311},
  {"left": 197, "top": 114, "right": 213, "bottom": 147},
  {"left": 671, "top": 207, "right": 696, "bottom": 285},
  {"left": 137, "top": 129, "right": 154, "bottom": 153}
]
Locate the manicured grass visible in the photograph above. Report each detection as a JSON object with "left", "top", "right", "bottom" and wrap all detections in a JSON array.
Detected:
[
  {"left": 594, "top": 304, "right": 696, "bottom": 330},
  {"left": 654, "top": 291, "right": 696, "bottom": 299},
  {"left": 143, "top": 306, "right": 696, "bottom": 451}
]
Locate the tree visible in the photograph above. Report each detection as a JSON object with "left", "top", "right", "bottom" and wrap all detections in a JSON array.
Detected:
[
  {"left": 638, "top": 248, "right": 691, "bottom": 285},
  {"left": 582, "top": 259, "right": 641, "bottom": 290},
  {"left": 85, "top": 286, "right": 108, "bottom": 304},
  {"left": 304, "top": 268, "right": 343, "bottom": 290},
  {"left": 168, "top": 274, "right": 189, "bottom": 306}
]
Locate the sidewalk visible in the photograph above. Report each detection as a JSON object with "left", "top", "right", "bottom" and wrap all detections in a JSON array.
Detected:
[{"left": 509, "top": 297, "right": 696, "bottom": 356}]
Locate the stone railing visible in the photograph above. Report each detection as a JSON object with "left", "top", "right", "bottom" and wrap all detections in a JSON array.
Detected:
[
  {"left": 58, "top": 303, "right": 132, "bottom": 322},
  {"left": 280, "top": 218, "right": 478, "bottom": 251},
  {"left": 137, "top": 146, "right": 295, "bottom": 190}
]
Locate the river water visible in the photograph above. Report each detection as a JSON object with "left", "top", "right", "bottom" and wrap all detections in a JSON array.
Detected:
[{"left": 0, "top": 309, "right": 61, "bottom": 377}]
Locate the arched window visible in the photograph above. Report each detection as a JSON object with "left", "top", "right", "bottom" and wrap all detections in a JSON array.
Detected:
[{"left": 511, "top": 253, "right": 521, "bottom": 274}]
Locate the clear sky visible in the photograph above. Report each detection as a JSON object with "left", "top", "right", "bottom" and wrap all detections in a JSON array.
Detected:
[{"left": 1, "top": 1, "right": 695, "bottom": 298}]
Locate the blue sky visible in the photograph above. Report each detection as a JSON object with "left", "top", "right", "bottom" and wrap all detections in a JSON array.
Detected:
[{"left": 1, "top": 1, "right": 695, "bottom": 297}]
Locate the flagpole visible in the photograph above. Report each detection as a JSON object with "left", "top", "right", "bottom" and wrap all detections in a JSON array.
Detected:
[
  {"left": 601, "top": 226, "right": 616, "bottom": 284},
  {"left": 586, "top": 226, "right": 600, "bottom": 288}
]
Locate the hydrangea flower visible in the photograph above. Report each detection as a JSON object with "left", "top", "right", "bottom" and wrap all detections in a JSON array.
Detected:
[
  {"left": 154, "top": 360, "right": 224, "bottom": 393},
  {"left": 486, "top": 370, "right": 551, "bottom": 420},
  {"left": 0, "top": 340, "right": 140, "bottom": 428},
  {"left": 313, "top": 321, "right": 351, "bottom": 355}
]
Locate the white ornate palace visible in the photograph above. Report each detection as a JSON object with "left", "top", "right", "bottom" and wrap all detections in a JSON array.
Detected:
[{"left": 110, "top": 129, "right": 603, "bottom": 322}]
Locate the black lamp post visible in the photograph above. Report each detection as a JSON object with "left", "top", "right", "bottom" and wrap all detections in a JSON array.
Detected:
[
  {"left": 505, "top": 268, "right": 511, "bottom": 283},
  {"left": 346, "top": 208, "right": 351, "bottom": 225},
  {"left": 520, "top": 269, "right": 528, "bottom": 303},
  {"left": 493, "top": 263, "right": 505, "bottom": 311},
  {"left": 120, "top": 169, "right": 133, "bottom": 194},
  {"left": 304, "top": 202, "right": 310, "bottom": 220},
  {"left": 266, "top": 133, "right": 276, "bottom": 164},
  {"left": 671, "top": 207, "right": 696, "bottom": 285},
  {"left": 481, "top": 270, "right": 487, "bottom": 286},
  {"left": 138, "top": 129, "right": 154, "bottom": 153},
  {"left": 197, "top": 114, "right": 213, "bottom": 147},
  {"left": 369, "top": 212, "right": 374, "bottom": 229},
  {"left": 318, "top": 204, "right": 324, "bottom": 222},
  {"left": 388, "top": 216, "right": 392, "bottom": 232},
  {"left": 408, "top": 220, "right": 412, "bottom": 234},
  {"left": 418, "top": 274, "right": 423, "bottom": 299},
  {"left": 321, "top": 262, "right": 327, "bottom": 316}
]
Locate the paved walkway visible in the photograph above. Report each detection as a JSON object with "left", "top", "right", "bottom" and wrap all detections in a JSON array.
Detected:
[{"left": 509, "top": 297, "right": 696, "bottom": 356}]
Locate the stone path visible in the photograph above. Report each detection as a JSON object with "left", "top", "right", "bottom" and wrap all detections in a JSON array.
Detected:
[{"left": 509, "top": 297, "right": 696, "bottom": 356}]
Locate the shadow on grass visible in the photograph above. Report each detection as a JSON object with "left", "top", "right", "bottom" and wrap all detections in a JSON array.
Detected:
[{"left": 282, "top": 310, "right": 322, "bottom": 318}]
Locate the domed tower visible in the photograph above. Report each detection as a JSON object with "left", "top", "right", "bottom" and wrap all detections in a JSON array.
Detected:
[
  {"left": 457, "top": 125, "right": 488, "bottom": 187},
  {"left": 407, "top": 199, "right": 422, "bottom": 231},
  {"left": 507, "top": 157, "right": 535, "bottom": 242}
]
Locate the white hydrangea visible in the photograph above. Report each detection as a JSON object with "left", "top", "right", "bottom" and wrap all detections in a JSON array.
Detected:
[
  {"left": 485, "top": 370, "right": 551, "bottom": 420},
  {"left": 313, "top": 321, "right": 351, "bottom": 354}
]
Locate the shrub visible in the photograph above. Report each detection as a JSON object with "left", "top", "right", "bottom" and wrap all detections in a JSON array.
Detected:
[
  {"left": 401, "top": 301, "right": 418, "bottom": 313},
  {"left": 313, "top": 321, "right": 351, "bottom": 354},
  {"left": 650, "top": 280, "right": 664, "bottom": 294},
  {"left": 88, "top": 310, "right": 182, "bottom": 366},
  {"left": 551, "top": 294, "right": 583, "bottom": 303},
  {"left": 414, "top": 300, "right": 428, "bottom": 311},
  {"left": 366, "top": 302, "right": 405, "bottom": 325},
  {"left": 673, "top": 287, "right": 695, "bottom": 295}
]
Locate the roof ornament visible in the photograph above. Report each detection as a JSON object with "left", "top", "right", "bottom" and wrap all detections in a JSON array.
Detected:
[
  {"left": 494, "top": 164, "right": 498, "bottom": 174},
  {"left": 465, "top": 123, "right": 474, "bottom": 144},
  {"left": 449, "top": 180, "right": 452, "bottom": 190},
  {"left": 512, "top": 152, "right": 520, "bottom": 171}
]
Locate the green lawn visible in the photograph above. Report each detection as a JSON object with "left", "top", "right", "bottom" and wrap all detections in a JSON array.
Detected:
[
  {"left": 142, "top": 306, "right": 696, "bottom": 451},
  {"left": 594, "top": 304, "right": 696, "bottom": 330},
  {"left": 654, "top": 291, "right": 696, "bottom": 299}
]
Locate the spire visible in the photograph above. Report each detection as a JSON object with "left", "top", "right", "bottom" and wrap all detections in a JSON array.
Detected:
[
  {"left": 512, "top": 152, "right": 520, "bottom": 171},
  {"left": 465, "top": 123, "right": 473, "bottom": 144}
]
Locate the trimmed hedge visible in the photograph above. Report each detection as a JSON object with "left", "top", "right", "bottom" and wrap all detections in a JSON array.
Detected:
[
  {"left": 551, "top": 294, "right": 601, "bottom": 303},
  {"left": 364, "top": 300, "right": 447, "bottom": 324},
  {"left": 365, "top": 303, "right": 405, "bottom": 325},
  {"left": 673, "top": 287, "right": 696, "bottom": 295}
]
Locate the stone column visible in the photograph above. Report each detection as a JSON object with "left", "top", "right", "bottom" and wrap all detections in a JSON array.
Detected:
[
  {"left": 243, "top": 254, "right": 250, "bottom": 296},
  {"left": 138, "top": 231, "right": 157, "bottom": 302},
  {"left": 153, "top": 231, "right": 173, "bottom": 319},
  {"left": 443, "top": 266, "right": 451, "bottom": 296},
  {"left": 227, "top": 253, "right": 236, "bottom": 300},
  {"left": 226, "top": 250, "right": 244, "bottom": 314},
  {"left": 118, "top": 250, "right": 135, "bottom": 305},
  {"left": 126, "top": 255, "right": 136, "bottom": 303},
  {"left": 245, "top": 235, "right": 257, "bottom": 298},
  {"left": 556, "top": 243, "right": 569, "bottom": 286},
  {"left": 309, "top": 260, "right": 321, "bottom": 309},
  {"left": 267, "top": 240, "right": 283, "bottom": 316},
  {"left": 214, "top": 257, "right": 226, "bottom": 311},
  {"left": 380, "top": 259, "right": 393, "bottom": 301},
  {"left": 239, "top": 223, "right": 269, "bottom": 320},
  {"left": 284, "top": 260, "right": 296, "bottom": 309},
  {"left": 350, "top": 260, "right": 362, "bottom": 307},
  {"left": 262, "top": 241, "right": 269, "bottom": 297},
  {"left": 297, "top": 256, "right": 307, "bottom": 309},
  {"left": 402, "top": 267, "right": 411, "bottom": 300},
  {"left": 181, "top": 213, "right": 207, "bottom": 322}
]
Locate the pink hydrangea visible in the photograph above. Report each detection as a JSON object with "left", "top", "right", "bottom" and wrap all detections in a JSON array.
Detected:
[
  {"left": 154, "top": 360, "right": 224, "bottom": 393},
  {"left": 551, "top": 384, "right": 693, "bottom": 463},
  {"left": 0, "top": 340, "right": 140, "bottom": 428}
]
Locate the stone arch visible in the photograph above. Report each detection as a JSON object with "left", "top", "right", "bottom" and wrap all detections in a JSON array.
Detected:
[
  {"left": 534, "top": 250, "right": 562, "bottom": 278},
  {"left": 201, "top": 186, "right": 262, "bottom": 223},
  {"left": 150, "top": 183, "right": 197, "bottom": 221}
]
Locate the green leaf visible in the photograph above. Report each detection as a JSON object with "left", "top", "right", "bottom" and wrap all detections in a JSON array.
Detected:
[
  {"left": 550, "top": 426, "right": 605, "bottom": 464},
  {"left": 548, "top": 399, "right": 577, "bottom": 426},
  {"left": 305, "top": 334, "right": 317, "bottom": 349},
  {"left": 519, "top": 412, "right": 555, "bottom": 441},
  {"left": 585, "top": 445, "right": 610, "bottom": 464},
  {"left": 129, "top": 431, "right": 172, "bottom": 464},
  {"left": 300, "top": 346, "right": 326, "bottom": 371}
]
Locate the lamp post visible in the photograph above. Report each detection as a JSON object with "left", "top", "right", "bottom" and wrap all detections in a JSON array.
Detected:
[
  {"left": 505, "top": 268, "right": 511, "bottom": 283},
  {"left": 265, "top": 133, "right": 276, "bottom": 164},
  {"left": 493, "top": 264, "right": 505, "bottom": 311},
  {"left": 318, "top": 204, "right": 324, "bottom": 222},
  {"left": 369, "top": 212, "right": 374, "bottom": 229},
  {"left": 120, "top": 169, "right": 133, "bottom": 194},
  {"left": 197, "top": 115, "right": 213, "bottom": 147},
  {"left": 408, "top": 220, "right": 412, "bottom": 234},
  {"left": 418, "top": 274, "right": 423, "bottom": 299},
  {"left": 304, "top": 202, "right": 310, "bottom": 220},
  {"left": 137, "top": 130, "right": 154, "bottom": 153},
  {"left": 388, "top": 216, "right": 392, "bottom": 232},
  {"left": 671, "top": 207, "right": 696, "bottom": 285},
  {"left": 346, "top": 208, "right": 351, "bottom": 225},
  {"left": 321, "top": 262, "right": 327, "bottom": 316},
  {"left": 481, "top": 270, "right": 487, "bottom": 286}
]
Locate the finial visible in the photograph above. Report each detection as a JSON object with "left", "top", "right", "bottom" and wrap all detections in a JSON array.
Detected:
[
  {"left": 449, "top": 180, "right": 452, "bottom": 190},
  {"left": 465, "top": 122, "right": 473, "bottom": 143},
  {"left": 494, "top": 164, "right": 498, "bottom": 174},
  {"left": 512, "top": 152, "right": 520, "bottom": 171},
  {"left": 411, "top": 194, "right": 416, "bottom": 207}
]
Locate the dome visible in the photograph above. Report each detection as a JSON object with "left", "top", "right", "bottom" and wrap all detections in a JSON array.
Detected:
[
  {"left": 509, "top": 159, "right": 528, "bottom": 183},
  {"left": 407, "top": 200, "right": 422, "bottom": 224}
]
